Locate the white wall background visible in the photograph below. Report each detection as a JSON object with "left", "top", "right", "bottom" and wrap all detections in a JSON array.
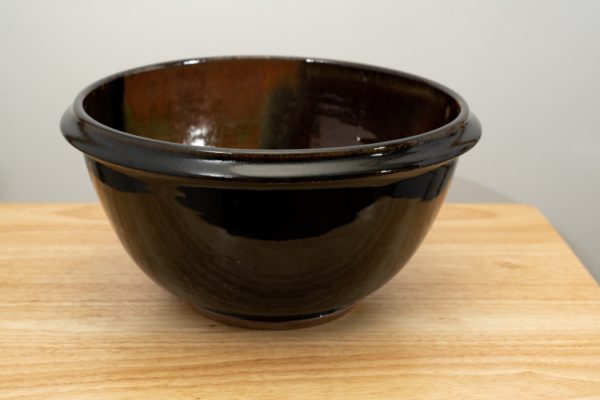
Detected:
[{"left": 1, "top": 0, "right": 599, "bottom": 281}]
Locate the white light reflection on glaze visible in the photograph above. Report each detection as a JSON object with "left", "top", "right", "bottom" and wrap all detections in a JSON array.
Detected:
[{"left": 187, "top": 124, "right": 211, "bottom": 146}]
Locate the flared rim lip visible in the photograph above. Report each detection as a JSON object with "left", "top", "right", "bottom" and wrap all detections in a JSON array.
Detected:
[{"left": 69, "top": 55, "right": 472, "bottom": 160}]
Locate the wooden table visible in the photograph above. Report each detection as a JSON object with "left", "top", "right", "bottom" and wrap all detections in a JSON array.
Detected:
[{"left": 1, "top": 204, "right": 599, "bottom": 399}]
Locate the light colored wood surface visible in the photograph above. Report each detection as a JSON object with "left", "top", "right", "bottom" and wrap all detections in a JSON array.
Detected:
[{"left": 0, "top": 204, "right": 599, "bottom": 399}]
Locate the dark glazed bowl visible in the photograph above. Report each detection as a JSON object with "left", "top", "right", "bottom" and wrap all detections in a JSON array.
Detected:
[{"left": 61, "top": 56, "right": 480, "bottom": 329}]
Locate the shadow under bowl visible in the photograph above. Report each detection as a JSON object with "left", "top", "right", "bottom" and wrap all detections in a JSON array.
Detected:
[{"left": 61, "top": 56, "right": 481, "bottom": 329}]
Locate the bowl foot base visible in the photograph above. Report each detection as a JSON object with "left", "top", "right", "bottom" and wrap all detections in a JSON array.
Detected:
[{"left": 191, "top": 305, "right": 354, "bottom": 330}]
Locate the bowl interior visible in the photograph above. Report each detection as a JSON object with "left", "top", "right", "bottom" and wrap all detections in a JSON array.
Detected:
[{"left": 82, "top": 58, "right": 460, "bottom": 150}]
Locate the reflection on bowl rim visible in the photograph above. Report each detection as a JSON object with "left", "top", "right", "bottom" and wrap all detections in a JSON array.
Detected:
[{"left": 61, "top": 56, "right": 480, "bottom": 182}]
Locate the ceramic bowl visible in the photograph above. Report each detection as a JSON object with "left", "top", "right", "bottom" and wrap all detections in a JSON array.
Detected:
[{"left": 61, "top": 56, "right": 480, "bottom": 329}]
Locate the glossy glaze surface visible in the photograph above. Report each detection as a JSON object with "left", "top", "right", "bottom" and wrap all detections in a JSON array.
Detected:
[
  {"left": 82, "top": 59, "right": 459, "bottom": 150},
  {"left": 61, "top": 56, "right": 481, "bottom": 328},
  {"left": 87, "top": 158, "right": 455, "bottom": 318},
  {"left": 61, "top": 57, "right": 480, "bottom": 183}
]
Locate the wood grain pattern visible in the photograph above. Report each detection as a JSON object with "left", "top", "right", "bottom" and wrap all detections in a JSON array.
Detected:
[{"left": 0, "top": 204, "right": 599, "bottom": 399}]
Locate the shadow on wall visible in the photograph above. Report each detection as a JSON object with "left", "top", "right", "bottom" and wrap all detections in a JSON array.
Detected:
[{"left": 446, "top": 177, "right": 515, "bottom": 203}]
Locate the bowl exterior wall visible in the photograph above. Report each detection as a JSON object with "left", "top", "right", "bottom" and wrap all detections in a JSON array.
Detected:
[{"left": 86, "top": 156, "right": 456, "bottom": 318}]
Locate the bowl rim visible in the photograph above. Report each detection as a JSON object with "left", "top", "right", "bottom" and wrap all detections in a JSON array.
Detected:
[{"left": 61, "top": 55, "right": 481, "bottom": 182}]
